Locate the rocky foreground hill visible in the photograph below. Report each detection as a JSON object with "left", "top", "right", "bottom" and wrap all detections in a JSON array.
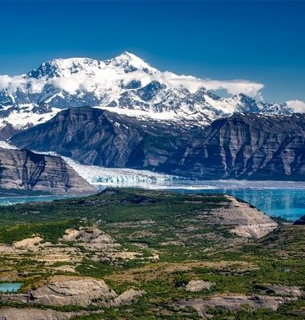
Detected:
[
  {"left": 0, "top": 148, "right": 95, "bottom": 194},
  {"left": 0, "top": 189, "right": 305, "bottom": 319},
  {"left": 10, "top": 107, "right": 305, "bottom": 180}
]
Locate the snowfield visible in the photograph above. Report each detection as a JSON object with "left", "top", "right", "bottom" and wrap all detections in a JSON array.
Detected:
[{"left": 0, "top": 52, "right": 297, "bottom": 132}]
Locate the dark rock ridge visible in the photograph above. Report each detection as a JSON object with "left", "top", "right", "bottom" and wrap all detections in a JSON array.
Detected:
[
  {"left": 0, "top": 123, "right": 20, "bottom": 140},
  {"left": 294, "top": 215, "right": 305, "bottom": 225},
  {"left": 179, "top": 113, "right": 305, "bottom": 180},
  {"left": 10, "top": 107, "right": 305, "bottom": 180},
  {"left": 10, "top": 107, "right": 193, "bottom": 170},
  {"left": 0, "top": 148, "right": 95, "bottom": 194}
]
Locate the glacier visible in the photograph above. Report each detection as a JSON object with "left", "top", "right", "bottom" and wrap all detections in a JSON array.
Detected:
[
  {"left": 62, "top": 156, "right": 185, "bottom": 187},
  {"left": 0, "top": 140, "right": 185, "bottom": 188}
]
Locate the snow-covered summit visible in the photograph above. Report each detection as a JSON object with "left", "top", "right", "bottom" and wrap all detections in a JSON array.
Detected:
[
  {"left": 26, "top": 57, "right": 105, "bottom": 79},
  {"left": 105, "top": 51, "right": 155, "bottom": 73},
  {"left": 26, "top": 52, "right": 155, "bottom": 79},
  {"left": 0, "top": 52, "right": 296, "bottom": 134}
]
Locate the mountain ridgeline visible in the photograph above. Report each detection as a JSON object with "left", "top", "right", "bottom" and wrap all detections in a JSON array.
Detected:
[
  {"left": 0, "top": 53, "right": 294, "bottom": 136},
  {"left": 1, "top": 53, "right": 305, "bottom": 182},
  {"left": 10, "top": 107, "right": 305, "bottom": 180}
]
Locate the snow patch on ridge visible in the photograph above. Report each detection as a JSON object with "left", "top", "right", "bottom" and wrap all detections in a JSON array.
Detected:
[
  {"left": 0, "top": 140, "right": 17, "bottom": 149},
  {"left": 0, "top": 104, "right": 60, "bottom": 130}
]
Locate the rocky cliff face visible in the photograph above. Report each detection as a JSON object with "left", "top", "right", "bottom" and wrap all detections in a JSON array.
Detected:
[
  {"left": 0, "top": 123, "right": 19, "bottom": 140},
  {"left": 178, "top": 113, "right": 305, "bottom": 179},
  {"left": 10, "top": 108, "right": 305, "bottom": 180},
  {"left": 0, "top": 148, "right": 95, "bottom": 194},
  {"left": 10, "top": 107, "right": 191, "bottom": 170}
]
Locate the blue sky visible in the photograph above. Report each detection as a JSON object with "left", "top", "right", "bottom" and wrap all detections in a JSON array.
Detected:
[{"left": 0, "top": 1, "right": 304, "bottom": 103}]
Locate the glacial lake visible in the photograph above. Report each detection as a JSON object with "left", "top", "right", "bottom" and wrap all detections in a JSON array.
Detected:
[
  {"left": 171, "top": 188, "right": 305, "bottom": 221},
  {"left": 1, "top": 180, "right": 305, "bottom": 221},
  {"left": 0, "top": 194, "right": 73, "bottom": 206},
  {"left": 149, "top": 180, "right": 305, "bottom": 222},
  {"left": 0, "top": 282, "right": 22, "bottom": 293}
]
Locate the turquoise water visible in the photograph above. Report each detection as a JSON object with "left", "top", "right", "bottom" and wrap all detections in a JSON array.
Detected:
[
  {"left": 1, "top": 181, "right": 305, "bottom": 221},
  {"left": 96, "top": 181, "right": 305, "bottom": 222},
  {"left": 171, "top": 188, "right": 305, "bottom": 222},
  {"left": 0, "top": 194, "right": 72, "bottom": 206},
  {"left": 0, "top": 282, "right": 22, "bottom": 293}
]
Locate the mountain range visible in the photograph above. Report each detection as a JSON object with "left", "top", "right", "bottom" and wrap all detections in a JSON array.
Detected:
[
  {"left": 10, "top": 107, "right": 305, "bottom": 180},
  {"left": 1, "top": 52, "right": 305, "bottom": 182},
  {"left": 0, "top": 52, "right": 295, "bottom": 139}
]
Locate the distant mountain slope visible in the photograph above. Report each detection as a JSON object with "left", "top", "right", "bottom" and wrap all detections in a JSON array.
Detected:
[
  {"left": 294, "top": 215, "right": 305, "bottom": 225},
  {"left": 0, "top": 148, "right": 95, "bottom": 194},
  {"left": 10, "top": 107, "right": 192, "bottom": 170},
  {"left": 10, "top": 107, "right": 305, "bottom": 180},
  {"left": 178, "top": 113, "right": 305, "bottom": 180},
  {"left": 0, "top": 52, "right": 293, "bottom": 137}
]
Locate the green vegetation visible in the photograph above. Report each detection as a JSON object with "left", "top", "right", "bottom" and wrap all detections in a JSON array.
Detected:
[
  {"left": 0, "top": 188, "right": 305, "bottom": 319},
  {"left": 0, "top": 219, "right": 80, "bottom": 244}
]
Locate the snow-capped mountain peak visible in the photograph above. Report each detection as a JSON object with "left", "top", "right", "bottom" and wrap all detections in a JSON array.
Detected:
[
  {"left": 26, "top": 57, "right": 105, "bottom": 79},
  {"left": 0, "top": 52, "right": 296, "bottom": 136},
  {"left": 105, "top": 51, "right": 155, "bottom": 73},
  {"left": 26, "top": 52, "right": 154, "bottom": 80}
]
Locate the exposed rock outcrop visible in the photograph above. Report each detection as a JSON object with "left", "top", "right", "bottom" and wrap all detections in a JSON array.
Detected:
[
  {"left": 0, "top": 307, "right": 78, "bottom": 320},
  {"left": 61, "top": 226, "right": 121, "bottom": 251},
  {"left": 0, "top": 123, "right": 19, "bottom": 140},
  {"left": 0, "top": 276, "right": 144, "bottom": 308},
  {"left": 212, "top": 196, "right": 278, "bottom": 239},
  {"left": 179, "top": 113, "right": 305, "bottom": 180},
  {"left": 12, "top": 237, "right": 45, "bottom": 251},
  {"left": 114, "top": 289, "right": 146, "bottom": 305},
  {"left": 177, "top": 294, "right": 296, "bottom": 318},
  {"left": 30, "top": 277, "right": 116, "bottom": 306},
  {"left": 185, "top": 280, "right": 215, "bottom": 292},
  {"left": 257, "top": 284, "right": 304, "bottom": 297},
  {"left": 10, "top": 107, "right": 189, "bottom": 169},
  {"left": 0, "top": 148, "right": 95, "bottom": 194}
]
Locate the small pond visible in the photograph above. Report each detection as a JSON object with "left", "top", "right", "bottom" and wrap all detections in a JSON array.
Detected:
[{"left": 0, "top": 282, "right": 22, "bottom": 293}]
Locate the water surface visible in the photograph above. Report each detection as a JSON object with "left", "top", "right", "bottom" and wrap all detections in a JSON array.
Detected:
[
  {"left": 171, "top": 188, "right": 305, "bottom": 221},
  {"left": 97, "top": 180, "right": 305, "bottom": 221},
  {"left": 155, "top": 180, "right": 305, "bottom": 222},
  {"left": 0, "top": 194, "right": 72, "bottom": 206},
  {"left": 1, "top": 181, "right": 305, "bottom": 222},
  {"left": 0, "top": 283, "right": 22, "bottom": 293}
]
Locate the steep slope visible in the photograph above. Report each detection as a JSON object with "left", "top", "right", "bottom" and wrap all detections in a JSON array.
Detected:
[
  {"left": 0, "top": 148, "right": 95, "bottom": 194},
  {"left": 0, "top": 52, "right": 293, "bottom": 137},
  {"left": 294, "top": 215, "right": 305, "bottom": 225},
  {"left": 10, "top": 107, "right": 193, "bottom": 170},
  {"left": 178, "top": 113, "right": 305, "bottom": 179},
  {"left": 0, "top": 104, "right": 59, "bottom": 139},
  {"left": 11, "top": 107, "right": 305, "bottom": 180}
]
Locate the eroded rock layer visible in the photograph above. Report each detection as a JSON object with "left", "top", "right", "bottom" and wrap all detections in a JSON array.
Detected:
[{"left": 0, "top": 148, "right": 95, "bottom": 194}]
